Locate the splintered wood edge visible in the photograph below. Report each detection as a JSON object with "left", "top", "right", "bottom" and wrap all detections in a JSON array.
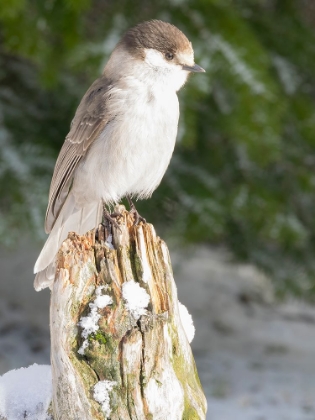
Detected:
[{"left": 50, "top": 206, "right": 207, "bottom": 419}]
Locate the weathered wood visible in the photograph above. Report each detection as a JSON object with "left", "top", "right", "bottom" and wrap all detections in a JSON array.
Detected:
[{"left": 50, "top": 205, "right": 207, "bottom": 420}]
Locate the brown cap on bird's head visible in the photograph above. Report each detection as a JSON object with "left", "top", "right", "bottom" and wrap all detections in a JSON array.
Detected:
[
  {"left": 119, "top": 20, "right": 205, "bottom": 73},
  {"left": 120, "top": 20, "right": 192, "bottom": 59}
]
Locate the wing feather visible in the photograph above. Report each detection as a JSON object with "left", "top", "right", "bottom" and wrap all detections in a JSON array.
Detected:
[{"left": 45, "top": 76, "right": 112, "bottom": 233}]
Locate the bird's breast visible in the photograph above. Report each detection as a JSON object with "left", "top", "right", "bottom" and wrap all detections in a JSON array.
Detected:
[{"left": 73, "top": 83, "right": 180, "bottom": 205}]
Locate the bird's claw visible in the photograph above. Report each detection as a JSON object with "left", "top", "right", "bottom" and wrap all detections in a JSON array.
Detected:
[
  {"left": 129, "top": 207, "right": 146, "bottom": 225},
  {"left": 126, "top": 196, "right": 146, "bottom": 225},
  {"left": 102, "top": 211, "right": 122, "bottom": 232}
]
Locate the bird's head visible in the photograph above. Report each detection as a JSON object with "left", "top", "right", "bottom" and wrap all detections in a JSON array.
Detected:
[{"left": 106, "top": 20, "right": 205, "bottom": 91}]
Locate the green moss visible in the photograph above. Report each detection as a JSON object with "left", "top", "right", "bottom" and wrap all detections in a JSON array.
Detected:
[
  {"left": 169, "top": 324, "right": 206, "bottom": 419},
  {"left": 133, "top": 253, "right": 144, "bottom": 280},
  {"left": 172, "top": 348, "right": 187, "bottom": 384},
  {"left": 126, "top": 243, "right": 141, "bottom": 282},
  {"left": 182, "top": 401, "right": 200, "bottom": 420},
  {"left": 70, "top": 353, "right": 98, "bottom": 390},
  {"left": 155, "top": 379, "right": 162, "bottom": 387},
  {"left": 89, "top": 331, "right": 107, "bottom": 345},
  {"left": 173, "top": 351, "right": 204, "bottom": 419},
  {"left": 85, "top": 336, "right": 121, "bottom": 383}
]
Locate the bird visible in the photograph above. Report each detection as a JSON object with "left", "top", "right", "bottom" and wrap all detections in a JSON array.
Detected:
[{"left": 34, "top": 19, "right": 205, "bottom": 291}]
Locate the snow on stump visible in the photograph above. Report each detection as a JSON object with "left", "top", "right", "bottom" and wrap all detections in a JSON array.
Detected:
[
  {"left": 0, "top": 364, "right": 52, "bottom": 420},
  {"left": 50, "top": 205, "right": 207, "bottom": 420}
]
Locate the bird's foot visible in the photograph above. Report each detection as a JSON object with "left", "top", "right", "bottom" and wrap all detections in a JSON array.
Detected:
[
  {"left": 100, "top": 202, "right": 123, "bottom": 232},
  {"left": 103, "top": 211, "right": 122, "bottom": 231},
  {"left": 129, "top": 207, "right": 146, "bottom": 225},
  {"left": 110, "top": 210, "right": 123, "bottom": 220},
  {"left": 127, "top": 196, "right": 146, "bottom": 225},
  {"left": 95, "top": 209, "right": 123, "bottom": 242}
]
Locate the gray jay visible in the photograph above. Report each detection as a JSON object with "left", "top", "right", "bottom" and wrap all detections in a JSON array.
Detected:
[{"left": 34, "top": 20, "right": 205, "bottom": 290}]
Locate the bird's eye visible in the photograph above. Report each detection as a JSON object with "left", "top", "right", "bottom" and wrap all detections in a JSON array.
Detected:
[{"left": 165, "top": 52, "right": 174, "bottom": 61}]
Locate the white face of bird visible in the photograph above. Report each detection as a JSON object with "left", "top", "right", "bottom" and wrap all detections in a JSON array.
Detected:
[
  {"left": 105, "top": 20, "right": 205, "bottom": 92},
  {"left": 143, "top": 48, "right": 196, "bottom": 91}
]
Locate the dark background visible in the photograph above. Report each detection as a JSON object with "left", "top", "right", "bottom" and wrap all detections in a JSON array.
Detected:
[{"left": 2, "top": 0, "right": 315, "bottom": 298}]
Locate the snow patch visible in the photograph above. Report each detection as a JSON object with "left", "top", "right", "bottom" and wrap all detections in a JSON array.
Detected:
[
  {"left": 78, "top": 286, "right": 112, "bottom": 355},
  {"left": 178, "top": 302, "right": 195, "bottom": 343},
  {"left": 93, "top": 380, "right": 116, "bottom": 417},
  {"left": 0, "top": 364, "right": 52, "bottom": 420},
  {"left": 122, "top": 280, "right": 150, "bottom": 319}
]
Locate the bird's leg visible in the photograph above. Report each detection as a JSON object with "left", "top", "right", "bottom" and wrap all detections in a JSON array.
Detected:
[
  {"left": 95, "top": 203, "right": 122, "bottom": 241},
  {"left": 102, "top": 203, "right": 122, "bottom": 231},
  {"left": 127, "top": 196, "right": 146, "bottom": 225}
]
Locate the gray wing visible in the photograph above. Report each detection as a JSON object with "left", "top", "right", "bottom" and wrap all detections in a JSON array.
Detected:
[{"left": 45, "top": 76, "right": 112, "bottom": 233}]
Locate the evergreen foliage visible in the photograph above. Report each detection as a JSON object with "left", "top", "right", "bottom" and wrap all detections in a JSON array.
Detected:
[{"left": 1, "top": 0, "right": 315, "bottom": 297}]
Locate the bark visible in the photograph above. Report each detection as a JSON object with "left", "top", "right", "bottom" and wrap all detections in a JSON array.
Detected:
[{"left": 50, "top": 205, "right": 207, "bottom": 420}]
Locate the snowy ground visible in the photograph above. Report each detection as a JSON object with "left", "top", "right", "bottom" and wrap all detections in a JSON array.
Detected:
[
  {"left": 174, "top": 247, "right": 315, "bottom": 420},
  {"left": 1, "top": 239, "right": 315, "bottom": 419}
]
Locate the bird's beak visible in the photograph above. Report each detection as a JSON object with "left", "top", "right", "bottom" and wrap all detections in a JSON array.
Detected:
[{"left": 182, "top": 63, "right": 205, "bottom": 73}]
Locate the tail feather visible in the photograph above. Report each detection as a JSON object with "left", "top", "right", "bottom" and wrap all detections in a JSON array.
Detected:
[
  {"left": 34, "top": 194, "right": 102, "bottom": 291},
  {"left": 34, "top": 264, "right": 56, "bottom": 291}
]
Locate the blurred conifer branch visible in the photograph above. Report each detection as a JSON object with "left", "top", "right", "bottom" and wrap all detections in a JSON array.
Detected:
[{"left": 1, "top": 0, "right": 315, "bottom": 298}]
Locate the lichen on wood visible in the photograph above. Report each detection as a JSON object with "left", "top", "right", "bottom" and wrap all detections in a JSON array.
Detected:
[{"left": 50, "top": 205, "right": 207, "bottom": 420}]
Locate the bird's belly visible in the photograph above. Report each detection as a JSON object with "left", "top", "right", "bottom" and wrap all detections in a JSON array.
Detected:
[{"left": 73, "top": 91, "right": 179, "bottom": 206}]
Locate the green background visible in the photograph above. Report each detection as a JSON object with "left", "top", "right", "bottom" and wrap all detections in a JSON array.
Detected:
[{"left": 1, "top": 0, "right": 315, "bottom": 298}]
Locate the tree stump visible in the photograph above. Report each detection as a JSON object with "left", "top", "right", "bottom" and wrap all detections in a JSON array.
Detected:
[{"left": 50, "top": 205, "right": 207, "bottom": 420}]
